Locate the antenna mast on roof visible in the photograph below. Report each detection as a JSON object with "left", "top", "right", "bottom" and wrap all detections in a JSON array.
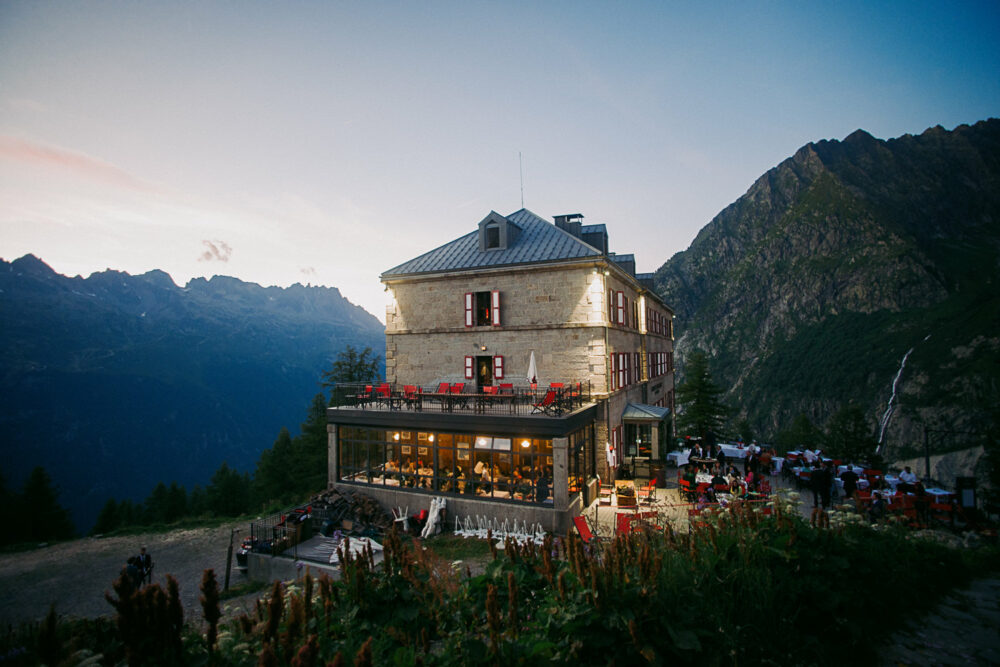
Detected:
[{"left": 519, "top": 151, "right": 525, "bottom": 208}]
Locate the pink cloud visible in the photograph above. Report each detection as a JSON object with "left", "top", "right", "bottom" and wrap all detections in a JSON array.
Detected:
[
  {"left": 0, "top": 135, "right": 159, "bottom": 193},
  {"left": 198, "top": 240, "right": 232, "bottom": 262}
]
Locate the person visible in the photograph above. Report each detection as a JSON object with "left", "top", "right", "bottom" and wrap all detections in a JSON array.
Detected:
[
  {"left": 810, "top": 462, "right": 831, "bottom": 528},
  {"left": 125, "top": 556, "right": 143, "bottom": 589},
  {"left": 840, "top": 466, "right": 860, "bottom": 499},
  {"left": 690, "top": 442, "right": 703, "bottom": 460},
  {"left": 716, "top": 446, "right": 726, "bottom": 467},
  {"left": 898, "top": 466, "right": 918, "bottom": 493},
  {"left": 137, "top": 546, "right": 153, "bottom": 585},
  {"left": 913, "top": 481, "right": 930, "bottom": 526},
  {"left": 711, "top": 471, "right": 728, "bottom": 488},
  {"left": 868, "top": 491, "right": 887, "bottom": 523},
  {"left": 758, "top": 448, "right": 773, "bottom": 475}
]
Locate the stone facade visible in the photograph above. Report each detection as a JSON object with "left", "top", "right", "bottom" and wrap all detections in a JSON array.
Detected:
[{"left": 328, "top": 209, "right": 676, "bottom": 528}]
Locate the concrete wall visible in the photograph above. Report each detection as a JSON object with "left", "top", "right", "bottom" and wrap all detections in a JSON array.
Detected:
[
  {"left": 247, "top": 552, "right": 340, "bottom": 584},
  {"left": 333, "top": 482, "right": 577, "bottom": 535}
]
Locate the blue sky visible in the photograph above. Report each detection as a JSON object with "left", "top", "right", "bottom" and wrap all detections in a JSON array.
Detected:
[{"left": 1, "top": 1, "right": 997, "bottom": 320}]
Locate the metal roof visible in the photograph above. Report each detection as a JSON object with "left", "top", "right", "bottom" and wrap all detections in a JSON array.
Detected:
[
  {"left": 621, "top": 403, "right": 671, "bottom": 421},
  {"left": 382, "top": 209, "right": 604, "bottom": 277}
]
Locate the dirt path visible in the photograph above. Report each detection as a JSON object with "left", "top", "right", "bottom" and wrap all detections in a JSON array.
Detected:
[{"left": 0, "top": 521, "right": 257, "bottom": 626}]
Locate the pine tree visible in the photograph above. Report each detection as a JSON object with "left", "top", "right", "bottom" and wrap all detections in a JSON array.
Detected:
[
  {"left": 207, "top": 462, "right": 251, "bottom": 517},
  {"left": 675, "top": 350, "right": 729, "bottom": 441},
  {"left": 293, "top": 393, "right": 330, "bottom": 495},
  {"left": 320, "top": 344, "right": 382, "bottom": 402},
  {"left": 21, "top": 466, "right": 75, "bottom": 541},
  {"left": 824, "top": 404, "right": 878, "bottom": 463},
  {"left": 165, "top": 482, "right": 188, "bottom": 523},
  {"left": 776, "top": 413, "right": 823, "bottom": 452},
  {"left": 144, "top": 482, "right": 170, "bottom": 524},
  {"left": 92, "top": 498, "right": 121, "bottom": 535},
  {"left": 254, "top": 428, "right": 296, "bottom": 508}
]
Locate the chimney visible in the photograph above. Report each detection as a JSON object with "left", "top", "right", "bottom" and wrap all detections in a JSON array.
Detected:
[{"left": 553, "top": 213, "right": 584, "bottom": 239}]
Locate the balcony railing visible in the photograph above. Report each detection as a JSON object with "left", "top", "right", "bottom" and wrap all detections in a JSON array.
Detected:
[{"left": 330, "top": 381, "right": 593, "bottom": 417}]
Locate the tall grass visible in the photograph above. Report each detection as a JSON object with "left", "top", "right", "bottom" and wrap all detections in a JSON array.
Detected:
[{"left": 2, "top": 505, "right": 995, "bottom": 666}]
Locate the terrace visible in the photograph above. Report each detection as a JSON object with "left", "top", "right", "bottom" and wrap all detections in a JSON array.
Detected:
[{"left": 329, "top": 381, "right": 594, "bottom": 417}]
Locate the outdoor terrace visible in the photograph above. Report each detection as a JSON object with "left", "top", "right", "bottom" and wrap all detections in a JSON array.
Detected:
[{"left": 330, "top": 381, "right": 594, "bottom": 417}]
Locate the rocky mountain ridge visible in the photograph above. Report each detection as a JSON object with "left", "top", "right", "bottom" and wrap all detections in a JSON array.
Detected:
[
  {"left": 655, "top": 119, "right": 1000, "bottom": 462},
  {"left": 0, "top": 255, "right": 385, "bottom": 530}
]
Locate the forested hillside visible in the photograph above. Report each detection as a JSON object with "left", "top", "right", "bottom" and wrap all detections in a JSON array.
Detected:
[
  {"left": 0, "top": 255, "right": 385, "bottom": 530},
  {"left": 655, "top": 119, "right": 1000, "bottom": 460}
]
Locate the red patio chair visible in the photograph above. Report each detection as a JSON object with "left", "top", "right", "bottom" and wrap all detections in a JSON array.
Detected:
[
  {"left": 435, "top": 382, "right": 450, "bottom": 394},
  {"left": 636, "top": 479, "right": 656, "bottom": 504},
  {"left": 549, "top": 382, "right": 564, "bottom": 389},
  {"left": 482, "top": 385, "right": 499, "bottom": 395},
  {"left": 531, "top": 390, "right": 558, "bottom": 415},
  {"left": 615, "top": 512, "right": 639, "bottom": 537},
  {"left": 573, "top": 515, "right": 601, "bottom": 544},
  {"left": 449, "top": 383, "right": 465, "bottom": 394},
  {"left": 498, "top": 383, "right": 514, "bottom": 393}
]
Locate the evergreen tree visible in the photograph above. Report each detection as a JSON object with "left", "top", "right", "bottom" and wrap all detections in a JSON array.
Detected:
[
  {"left": 21, "top": 466, "right": 75, "bottom": 541},
  {"left": 207, "top": 462, "right": 251, "bottom": 517},
  {"left": 735, "top": 418, "right": 755, "bottom": 444},
  {"left": 254, "top": 428, "right": 296, "bottom": 508},
  {"left": 92, "top": 498, "right": 121, "bottom": 535},
  {"left": 189, "top": 485, "right": 208, "bottom": 517},
  {"left": 166, "top": 482, "right": 188, "bottom": 523},
  {"left": 144, "top": 482, "right": 170, "bottom": 524},
  {"left": 776, "top": 413, "right": 822, "bottom": 452},
  {"left": 824, "top": 404, "right": 878, "bottom": 463},
  {"left": 293, "top": 392, "right": 330, "bottom": 494},
  {"left": 321, "top": 344, "right": 382, "bottom": 401},
  {"left": 675, "top": 350, "right": 729, "bottom": 441}
]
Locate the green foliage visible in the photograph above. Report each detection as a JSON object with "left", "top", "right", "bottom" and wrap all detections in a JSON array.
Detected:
[
  {"left": 320, "top": 344, "right": 382, "bottom": 399},
  {"left": 676, "top": 350, "right": 730, "bottom": 440},
  {"left": 5, "top": 466, "right": 76, "bottom": 544},
  {"left": 6, "top": 514, "right": 999, "bottom": 666},
  {"left": 776, "top": 413, "right": 823, "bottom": 453},
  {"left": 207, "top": 463, "right": 252, "bottom": 517},
  {"left": 824, "top": 403, "right": 879, "bottom": 462}
]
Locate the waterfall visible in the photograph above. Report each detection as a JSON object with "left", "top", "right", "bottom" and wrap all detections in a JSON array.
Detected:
[{"left": 876, "top": 334, "right": 930, "bottom": 453}]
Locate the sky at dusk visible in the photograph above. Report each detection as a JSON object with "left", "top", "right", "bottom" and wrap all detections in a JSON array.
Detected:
[{"left": 2, "top": 1, "right": 998, "bottom": 321}]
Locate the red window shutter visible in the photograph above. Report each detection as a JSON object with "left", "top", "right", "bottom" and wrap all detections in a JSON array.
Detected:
[
  {"left": 464, "top": 292, "right": 473, "bottom": 327},
  {"left": 616, "top": 291, "right": 624, "bottom": 325},
  {"left": 491, "top": 290, "right": 501, "bottom": 326},
  {"left": 610, "top": 353, "right": 617, "bottom": 390},
  {"left": 493, "top": 355, "right": 504, "bottom": 379},
  {"left": 464, "top": 355, "right": 474, "bottom": 379}
]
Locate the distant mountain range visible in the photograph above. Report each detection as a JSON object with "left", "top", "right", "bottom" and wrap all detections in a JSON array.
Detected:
[
  {"left": 0, "top": 256, "right": 384, "bottom": 530},
  {"left": 655, "top": 119, "right": 1000, "bottom": 461}
]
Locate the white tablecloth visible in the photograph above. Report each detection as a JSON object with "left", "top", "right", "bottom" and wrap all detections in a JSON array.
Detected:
[
  {"left": 719, "top": 444, "right": 747, "bottom": 459},
  {"left": 667, "top": 450, "right": 690, "bottom": 467}
]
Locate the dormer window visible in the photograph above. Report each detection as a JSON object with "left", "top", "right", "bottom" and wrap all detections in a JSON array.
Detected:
[
  {"left": 478, "top": 211, "right": 520, "bottom": 252},
  {"left": 486, "top": 223, "right": 500, "bottom": 249}
]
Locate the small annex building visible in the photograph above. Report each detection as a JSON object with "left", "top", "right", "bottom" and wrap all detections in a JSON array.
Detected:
[{"left": 326, "top": 209, "right": 675, "bottom": 533}]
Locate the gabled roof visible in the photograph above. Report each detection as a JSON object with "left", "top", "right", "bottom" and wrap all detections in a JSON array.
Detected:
[{"left": 382, "top": 209, "right": 604, "bottom": 277}]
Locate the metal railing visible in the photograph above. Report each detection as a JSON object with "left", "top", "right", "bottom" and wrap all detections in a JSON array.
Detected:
[{"left": 330, "top": 381, "right": 593, "bottom": 417}]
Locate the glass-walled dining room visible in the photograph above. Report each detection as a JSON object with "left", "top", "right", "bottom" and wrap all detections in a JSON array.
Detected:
[{"left": 337, "top": 425, "right": 595, "bottom": 505}]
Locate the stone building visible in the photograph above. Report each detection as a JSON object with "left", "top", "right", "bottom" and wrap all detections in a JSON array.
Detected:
[{"left": 327, "top": 209, "right": 674, "bottom": 533}]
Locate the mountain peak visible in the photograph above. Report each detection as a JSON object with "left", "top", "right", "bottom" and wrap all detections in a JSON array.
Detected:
[
  {"left": 844, "top": 128, "right": 876, "bottom": 144},
  {"left": 9, "top": 253, "right": 57, "bottom": 277}
]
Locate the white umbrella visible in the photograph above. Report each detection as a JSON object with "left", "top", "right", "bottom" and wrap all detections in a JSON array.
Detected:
[{"left": 526, "top": 350, "right": 538, "bottom": 386}]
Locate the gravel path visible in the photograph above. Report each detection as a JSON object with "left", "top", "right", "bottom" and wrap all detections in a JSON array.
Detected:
[{"left": 0, "top": 521, "right": 256, "bottom": 626}]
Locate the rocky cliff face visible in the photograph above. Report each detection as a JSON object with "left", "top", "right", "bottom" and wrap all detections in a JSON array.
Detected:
[
  {"left": 0, "top": 256, "right": 385, "bottom": 529},
  {"left": 655, "top": 120, "right": 1000, "bottom": 458}
]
